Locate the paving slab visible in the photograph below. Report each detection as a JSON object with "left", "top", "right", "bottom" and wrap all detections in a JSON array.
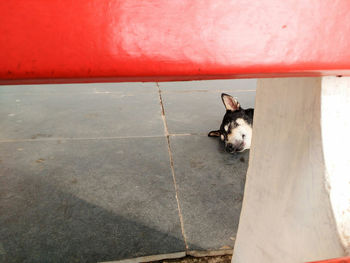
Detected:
[
  {"left": 0, "top": 137, "right": 185, "bottom": 263},
  {"left": 0, "top": 82, "right": 157, "bottom": 95},
  {"left": 169, "top": 135, "right": 249, "bottom": 252},
  {"left": 161, "top": 90, "right": 255, "bottom": 135},
  {"left": 0, "top": 83, "right": 163, "bottom": 140},
  {"left": 158, "top": 79, "right": 256, "bottom": 92}
]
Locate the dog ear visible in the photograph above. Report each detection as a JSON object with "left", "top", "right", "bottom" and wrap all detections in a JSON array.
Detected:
[
  {"left": 221, "top": 93, "right": 240, "bottom": 111},
  {"left": 208, "top": 130, "right": 221, "bottom": 137}
]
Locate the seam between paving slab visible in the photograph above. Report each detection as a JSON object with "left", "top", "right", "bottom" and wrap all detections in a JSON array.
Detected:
[
  {"left": 99, "top": 251, "right": 186, "bottom": 263},
  {"left": 156, "top": 82, "right": 189, "bottom": 251},
  {"left": 100, "top": 249, "right": 233, "bottom": 263},
  {"left": 0, "top": 133, "right": 209, "bottom": 143}
]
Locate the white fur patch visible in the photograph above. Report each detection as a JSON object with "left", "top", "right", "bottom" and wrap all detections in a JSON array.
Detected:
[
  {"left": 236, "top": 118, "right": 245, "bottom": 125},
  {"left": 226, "top": 118, "right": 253, "bottom": 151},
  {"left": 224, "top": 125, "right": 229, "bottom": 132}
]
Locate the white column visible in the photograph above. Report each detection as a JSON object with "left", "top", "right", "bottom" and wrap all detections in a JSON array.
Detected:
[{"left": 232, "top": 77, "right": 350, "bottom": 263}]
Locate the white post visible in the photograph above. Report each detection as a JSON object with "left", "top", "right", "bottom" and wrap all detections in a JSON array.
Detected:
[{"left": 232, "top": 77, "right": 350, "bottom": 263}]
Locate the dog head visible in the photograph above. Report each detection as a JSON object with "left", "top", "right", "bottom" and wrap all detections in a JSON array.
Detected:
[{"left": 208, "top": 93, "right": 254, "bottom": 153}]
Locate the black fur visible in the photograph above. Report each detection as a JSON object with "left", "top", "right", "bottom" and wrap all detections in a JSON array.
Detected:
[{"left": 220, "top": 108, "right": 254, "bottom": 131}]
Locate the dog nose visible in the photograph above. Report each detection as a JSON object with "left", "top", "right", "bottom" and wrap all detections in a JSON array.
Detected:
[
  {"left": 226, "top": 142, "right": 244, "bottom": 153},
  {"left": 226, "top": 143, "right": 235, "bottom": 152}
]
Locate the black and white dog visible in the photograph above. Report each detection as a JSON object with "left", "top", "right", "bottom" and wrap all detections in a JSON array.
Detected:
[{"left": 208, "top": 93, "right": 254, "bottom": 153}]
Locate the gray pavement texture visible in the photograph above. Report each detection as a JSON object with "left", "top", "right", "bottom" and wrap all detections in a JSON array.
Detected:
[{"left": 0, "top": 79, "right": 256, "bottom": 263}]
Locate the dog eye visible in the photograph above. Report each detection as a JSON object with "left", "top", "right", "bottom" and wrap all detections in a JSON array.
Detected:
[{"left": 242, "top": 134, "right": 246, "bottom": 139}]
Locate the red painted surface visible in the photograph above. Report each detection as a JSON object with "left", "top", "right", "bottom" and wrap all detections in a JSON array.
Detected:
[
  {"left": 307, "top": 257, "right": 350, "bottom": 263},
  {"left": 1, "top": 0, "right": 350, "bottom": 84}
]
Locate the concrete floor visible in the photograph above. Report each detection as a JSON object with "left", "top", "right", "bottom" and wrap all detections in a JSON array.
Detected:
[{"left": 0, "top": 79, "right": 256, "bottom": 263}]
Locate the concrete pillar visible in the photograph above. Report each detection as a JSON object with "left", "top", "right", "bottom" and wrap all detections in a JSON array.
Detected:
[{"left": 232, "top": 77, "right": 350, "bottom": 263}]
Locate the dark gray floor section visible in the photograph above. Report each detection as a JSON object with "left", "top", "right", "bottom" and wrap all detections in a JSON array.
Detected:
[
  {"left": 159, "top": 79, "right": 255, "bottom": 253},
  {"left": 0, "top": 138, "right": 185, "bottom": 263},
  {"left": 169, "top": 135, "right": 248, "bottom": 251},
  {"left": 0, "top": 79, "right": 256, "bottom": 262}
]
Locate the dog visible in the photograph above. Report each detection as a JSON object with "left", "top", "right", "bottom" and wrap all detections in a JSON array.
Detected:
[{"left": 208, "top": 93, "right": 254, "bottom": 153}]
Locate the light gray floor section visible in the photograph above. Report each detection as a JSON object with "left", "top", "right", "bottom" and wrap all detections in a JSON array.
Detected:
[
  {"left": 0, "top": 83, "right": 164, "bottom": 139},
  {"left": 0, "top": 79, "right": 256, "bottom": 263},
  {"left": 159, "top": 79, "right": 255, "bottom": 135}
]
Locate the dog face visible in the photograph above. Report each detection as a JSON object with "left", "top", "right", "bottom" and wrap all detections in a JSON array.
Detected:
[{"left": 208, "top": 93, "right": 254, "bottom": 153}]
